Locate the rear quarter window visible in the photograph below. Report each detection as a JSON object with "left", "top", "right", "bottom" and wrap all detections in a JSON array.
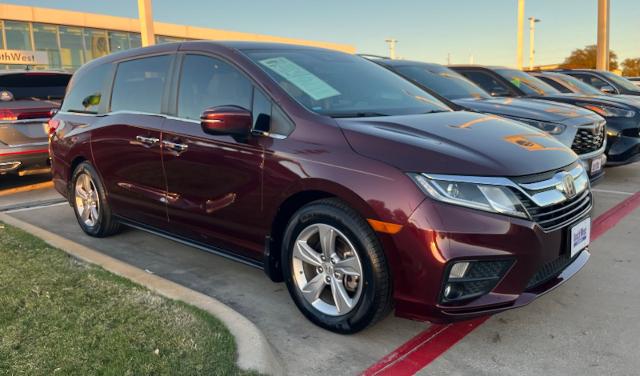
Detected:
[
  {"left": 110, "top": 55, "right": 172, "bottom": 114},
  {"left": 61, "top": 64, "right": 112, "bottom": 114},
  {"left": 0, "top": 73, "right": 70, "bottom": 101}
]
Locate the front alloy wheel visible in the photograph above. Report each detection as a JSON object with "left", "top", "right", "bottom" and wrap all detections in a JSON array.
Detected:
[
  {"left": 282, "top": 198, "right": 392, "bottom": 334},
  {"left": 292, "top": 223, "right": 364, "bottom": 316}
]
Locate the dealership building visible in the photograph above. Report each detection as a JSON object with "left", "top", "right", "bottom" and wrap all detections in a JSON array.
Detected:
[{"left": 0, "top": 4, "right": 354, "bottom": 71}]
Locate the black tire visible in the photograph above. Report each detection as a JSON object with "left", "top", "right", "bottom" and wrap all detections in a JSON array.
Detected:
[
  {"left": 71, "top": 161, "right": 120, "bottom": 237},
  {"left": 281, "top": 198, "right": 392, "bottom": 334}
]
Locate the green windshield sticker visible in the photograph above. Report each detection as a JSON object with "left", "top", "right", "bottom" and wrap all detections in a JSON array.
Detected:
[
  {"left": 510, "top": 78, "right": 522, "bottom": 87},
  {"left": 259, "top": 57, "right": 341, "bottom": 101}
]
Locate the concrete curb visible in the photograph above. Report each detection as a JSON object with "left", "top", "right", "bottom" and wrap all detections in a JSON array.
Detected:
[{"left": 0, "top": 213, "right": 285, "bottom": 376}]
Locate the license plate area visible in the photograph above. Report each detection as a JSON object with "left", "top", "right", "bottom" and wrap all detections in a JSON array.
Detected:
[{"left": 569, "top": 217, "right": 591, "bottom": 258}]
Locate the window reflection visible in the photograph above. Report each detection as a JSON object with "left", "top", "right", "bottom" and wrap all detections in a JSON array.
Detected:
[
  {"left": 84, "top": 29, "right": 109, "bottom": 61},
  {"left": 4, "top": 21, "right": 32, "bottom": 50},
  {"left": 33, "top": 23, "right": 61, "bottom": 68},
  {"left": 109, "top": 31, "right": 130, "bottom": 53},
  {"left": 129, "top": 33, "right": 142, "bottom": 49},
  {"left": 60, "top": 26, "right": 85, "bottom": 69}
]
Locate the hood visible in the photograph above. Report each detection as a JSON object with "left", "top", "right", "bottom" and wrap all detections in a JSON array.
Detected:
[
  {"left": 538, "top": 93, "right": 640, "bottom": 110},
  {"left": 338, "top": 111, "right": 577, "bottom": 177},
  {"left": 453, "top": 97, "right": 598, "bottom": 122}
]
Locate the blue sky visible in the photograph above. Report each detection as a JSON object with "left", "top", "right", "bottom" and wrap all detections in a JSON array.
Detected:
[{"left": 4, "top": 0, "right": 639, "bottom": 67}]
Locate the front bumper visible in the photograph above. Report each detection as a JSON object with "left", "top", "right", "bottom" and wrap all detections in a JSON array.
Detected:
[
  {"left": 605, "top": 134, "right": 640, "bottom": 166},
  {"left": 388, "top": 198, "right": 591, "bottom": 323}
]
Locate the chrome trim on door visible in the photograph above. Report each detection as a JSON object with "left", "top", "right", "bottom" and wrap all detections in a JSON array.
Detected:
[
  {"left": 135, "top": 135, "right": 160, "bottom": 145},
  {"left": 162, "top": 140, "right": 188, "bottom": 152}
]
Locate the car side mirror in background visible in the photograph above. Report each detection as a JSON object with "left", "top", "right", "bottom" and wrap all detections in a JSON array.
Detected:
[
  {"left": 200, "top": 106, "right": 252, "bottom": 136},
  {"left": 489, "top": 87, "right": 511, "bottom": 97},
  {"left": 600, "top": 85, "right": 616, "bottom": 94}
]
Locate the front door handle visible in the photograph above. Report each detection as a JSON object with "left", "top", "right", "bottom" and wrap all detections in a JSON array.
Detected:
[
  {"left": 136, "top": 135, "right": 160, "bottom": 146},
  {"left": 162, "top": 140, "right": 189, "bottom": 153}
]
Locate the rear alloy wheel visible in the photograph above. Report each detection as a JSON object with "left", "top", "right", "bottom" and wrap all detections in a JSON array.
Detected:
[
  {"left": 74, "top": 173, "right": 100, "bottom": 228},
  {"left": 71, "top": 162, "right": 120, "bottom": 237},
  {"left": 282, "top": 198, "right": 392, "bottom": 334}
]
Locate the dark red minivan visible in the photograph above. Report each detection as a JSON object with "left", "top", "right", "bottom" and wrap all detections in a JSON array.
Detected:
[{"left": 50, "top": 42, "right": 592, "bottom": 333}]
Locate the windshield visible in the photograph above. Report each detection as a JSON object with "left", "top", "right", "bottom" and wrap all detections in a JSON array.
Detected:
[
  {"left": 243, "top": 49, "right": 451, "bottom": 118},
  {"left": 393, "top": 64, "right": 491, "bottom": 100},
  {"left": 494, "top": 68, "right": 561, "bottom": 96},
  {"left": 600, "top": 71, "right": 640, "bottom": 92},
  {"left": 549, "top": 73, "right": 603, "bottom": 95},
  {"left": 0, "top": 73, "right": 70, "bottom": 101}
]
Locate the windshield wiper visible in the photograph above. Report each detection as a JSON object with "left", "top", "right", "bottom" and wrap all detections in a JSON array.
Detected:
[{"left": 328, "top": 112, "right": 391, "bottom": 118}]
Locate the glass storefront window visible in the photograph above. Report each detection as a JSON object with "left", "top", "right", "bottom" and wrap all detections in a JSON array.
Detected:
[
  {"left": 84, "top": 29, "right": 109, "bottom": 61},
  {"left": 0, "top": 22, "right": 4, "bottom": 49},
  {"left": 129, "top": 33, "right": 142, "bottom": 49},
  {"left": 109, "top": 31, "right": 130, "bottom": 53},
  {"left": 4, "top": 21, "right": 32, "bottom": 50},
  {"left": 156, "top": 35, "right": 185, "bottom": 44},
  {"left": 33, "top": 23, "right": 61, "bottom": 68},
  {"left": 60, "top": 26, "right": 85, "bottom": 69}
]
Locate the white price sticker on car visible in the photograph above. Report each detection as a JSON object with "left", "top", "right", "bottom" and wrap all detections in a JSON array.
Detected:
[
  {"left": 591, "top": 157, "right": 602, "bottom": 174},
  {"left": 570, "top": 217, "right": 591, "bottom": 257}
]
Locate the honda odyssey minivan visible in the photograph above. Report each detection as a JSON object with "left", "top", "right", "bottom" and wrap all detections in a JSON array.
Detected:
[{"left": 50, "top": 42, "right": 592, "bottom": 333}]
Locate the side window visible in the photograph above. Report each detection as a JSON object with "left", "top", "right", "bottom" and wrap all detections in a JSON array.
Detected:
[
  {"left": 587, "top": 75, "right": 610, "bottom": 90},
  {"left": 537, "top": 76, "right": 570, "bottom": 93},
  {"left": 110, "top": 55, "right": 171, "bottom": 114},
  {"left": 252, "top": 86, "right": 294, "bottom": 136},
  {"left": 61, "top": 63, "right": 111, "bottom": 114},
  {"left": 571, "top": 73, "right": 608, "bottom": 90},
  {"left": 252, "top": 88, "right": 271, "bottom": 132},
  {"left": 461, "top": 71, "right": 509, "bottom": 95},
  {"left": 270, "top": 104, "right": 295, "bottom": 136},
  {"left": 177, "top": 55, "right": 252, "bottom": 121}
]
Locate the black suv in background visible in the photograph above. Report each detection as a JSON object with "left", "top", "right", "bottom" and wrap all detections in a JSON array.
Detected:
[
  {"left": 0, "top": 71, "right": 71, "bottom": 176},
  {"left": 451, "top": 66, "right": 640, "bottom": 165},
  {"left": 555, "top": 69, "right": 640, "bottom": 96}
]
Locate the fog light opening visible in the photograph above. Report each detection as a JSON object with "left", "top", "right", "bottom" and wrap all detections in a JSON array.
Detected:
[
  {"left": 443, "top": 283, "right": 463, "bottom": 300},
  {"left": 448, "top": 261, "right": 470, "bottom": 279}
]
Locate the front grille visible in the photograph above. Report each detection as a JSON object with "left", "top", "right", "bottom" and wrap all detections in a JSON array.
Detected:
[
  {"left": 526, "top": 252, "right": 578, "bottom": 289},
  {"left": 571, "top": 125, "right": 605, "bottom": 155},
  {"left": 515, "top": 190, "right": 592, "bottom": 232}
]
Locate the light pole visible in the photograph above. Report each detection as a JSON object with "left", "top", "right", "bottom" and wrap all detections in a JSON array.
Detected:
[
  {"left": 528, "top": 17, "right": 540, "bottom": 70},
  {"left": 596, "top": 0, "right": 610, "bottom": 70},
  {"left": 138, "top": 0, "right": 156, "bottom": 47},
  {"left": 516, "top": 0, "right": 525, "bottom": 69},
  {"left": 385, "top": 38, "right": 398, "bottom": 60}
]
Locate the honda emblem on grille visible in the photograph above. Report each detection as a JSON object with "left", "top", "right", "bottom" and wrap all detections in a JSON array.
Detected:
[{"left": 560, "top": 172, "right": 577, "bottom": 199}]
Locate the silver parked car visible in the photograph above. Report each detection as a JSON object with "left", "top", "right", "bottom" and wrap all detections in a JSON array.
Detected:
[{"left": 0, "top": 71, "right": 70, "bottom": 176}]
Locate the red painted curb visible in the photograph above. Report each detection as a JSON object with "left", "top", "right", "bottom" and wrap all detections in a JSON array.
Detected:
[
  {"left": 362, "top": 190, "right": 640, "bottom": 376},
  {"left": 591, "top": 191, "right": 640, "bottom": 241}
]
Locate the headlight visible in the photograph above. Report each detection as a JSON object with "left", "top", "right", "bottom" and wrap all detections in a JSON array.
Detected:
[
  {"left": 506, "top": 117, "right": 566, "bottom": 135},
  {"left": 578, "top": 103, "right": 635, "bottom": 118},
  {"left": 409, "top": 174, "right": 529, "bottom": 218}
]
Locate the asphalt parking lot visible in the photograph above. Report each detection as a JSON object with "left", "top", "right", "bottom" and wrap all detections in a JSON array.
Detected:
[{"left": 1, "top": 163, "right": 639, "bottom": 375}]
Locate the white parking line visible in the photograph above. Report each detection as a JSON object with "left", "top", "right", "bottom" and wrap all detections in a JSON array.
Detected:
[
  {"left": 592, "top": 188, "right": 635, "bottom": 196},
  {"left": 3, "top": 201, "right": 67, "bottom": 213}
]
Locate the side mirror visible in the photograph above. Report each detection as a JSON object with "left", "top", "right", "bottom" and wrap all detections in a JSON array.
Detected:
[
  {"left": 600, "top": 85, "right": 616, "bottom": 94},
  {"left": 200, "top": 106, "right": 252, "bottom": 136}
]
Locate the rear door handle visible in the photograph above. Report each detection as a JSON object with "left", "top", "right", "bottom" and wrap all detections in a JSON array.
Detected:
[
  {"left": 162, "top": 140, "right": 189, "bottom": 153},
  {"left": 136, "top": 135, "right": 160, "bottom": 145}
]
